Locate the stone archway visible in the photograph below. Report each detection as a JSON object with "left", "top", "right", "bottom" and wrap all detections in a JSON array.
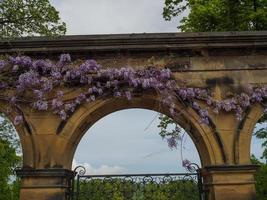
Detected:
[
  {"left": 63, "top": 92, "right": 222, "bottom": 169},
  {"left": 0, "top": 32, "right": 266, "bottom": 200}
]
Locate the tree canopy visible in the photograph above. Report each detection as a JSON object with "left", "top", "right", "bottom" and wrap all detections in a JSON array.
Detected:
[
  {"left": 0, "top": 0, "right": 66, "bottom": 37},
  {"left": 254, "top": 113, "right": 267, "bottom": 163},
  {"left": 0, "top": 138, "right": 21, "bottom": 200},
  {"left": 163, "top": 0, "right": 267, "bottom": 32},
  {"left": 0, "top": 113, "right": 21, "bottom": 153}
]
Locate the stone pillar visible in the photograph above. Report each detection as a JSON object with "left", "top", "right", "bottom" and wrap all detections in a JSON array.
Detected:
[
  {"left": 16, "top": 168, "right": 74, "bottom": 200},
  {"left": 202, "top": 165, "right": 259, "bottom": 200}
]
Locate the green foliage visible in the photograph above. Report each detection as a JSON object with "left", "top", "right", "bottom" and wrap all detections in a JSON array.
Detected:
[
  {"left": 77, "top": 178, "right": 199, "bottom": 200},
  {"left": 251, "top": 155, "right": 267, "bottom": 200},
  {"left": 254, "top": 127, "right": 267, "bottom": 161},
  {"left": 0, "top": 113, "right": 21, "bottom": 153},
  {"left": 163, "top": 0, "right": 267, "bottom": 32},
  {"left": 0, "top": 139, "right": 21, "bottom": 200},
  {"left": 157, "top": 114, "right": 181, "bottom": 139},
  {"left": 0, "top": 0, "right": 66, "bottom": 38},
  {"left": 0, "top": 114, "right": 21, "bottom": 200},
  {"left": 254, "top": 112, "right": 267, "bottom": 162}
]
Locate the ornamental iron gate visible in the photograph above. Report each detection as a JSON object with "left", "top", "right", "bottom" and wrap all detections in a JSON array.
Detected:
[{"left": 69, "top": 163, "right": 205, "bottom": 200}]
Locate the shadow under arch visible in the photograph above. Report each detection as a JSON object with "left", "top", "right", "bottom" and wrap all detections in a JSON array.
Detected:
[{"left": 61, "top": 92, "right": 227, "bottom": 169}]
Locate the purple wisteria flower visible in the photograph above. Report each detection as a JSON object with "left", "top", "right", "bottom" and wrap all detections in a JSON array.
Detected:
[
  {"left": 0, "top": 52, "right": 265, "bottom": 153},
  {"left": 32, "top": 59, "right": 53, "bottom": 74},
  {"left": 41, "top": 78, "right": 53, "bottom": 92},
  {"left": 239, "top": 93, "right": 250, "bottom": 107},
  {"left": 125, "top": 91, "right": 132, "bottom": 100},
  {"left": 75, "top": 93, "right": 86, "bottom": 105},
  {"left": 192, "top": 102, "right": 200, "bottom": 110},
  {"left": 14, "top": 115, "right": 23, "bottom": 125},
  {"left": 79, "top": 59, "right": 101, "bottom": 72},
  {"left": 59, "top": 110, "right": 67, "bottom": 120},
  {"left": 160, "top": 68, "right": 171, "bottom": 79},
  {"left": 114, "top": 91, "right": 121, "bottom": 97},
  {"left": 130, "top": 79, "right": 139, "bottom": 88},
  {"left": 33, "top": 100, "right": 48, "bottom": 110},
  {"left": 177, "top": 89, "right": 188, "bottom": 100},
  {"left": 17, "top": 71, "right": 40, "bottom": 92},
  {"left": 186, "top": 88, "right": 195, "bottom": 98},
  {"left": 10, "top": 96, "right": 17, "bottom": 104},
  {"left": 51, "top": 71, "right": 62, "bottom": 80},
  {"left": 0, "top": 60, "right": 6, "bottom": 70},
  {"left": 9, "top": 56, "right": 32, "bottom": 67},
  {"left": 65, "top": 103, "right": 76, "bottom": 112},
  {"left": 199, "top": 109, "right": 209, "bottom": 124},
  {"left": 0, "top": 81, "right": 7, "bottom": 89},
  {"left": 33, "top": 90, "right": 44, "bottom": 99},
  {"left": 167, "top": 136, "right": 177, "bottom": 149},
  {"left": 57, "top": 90, "right": 64, "bottom": 98},
  {"left": 252, "top": 89, "right": 263, "bottom": 102},
  {"left": 52, "top": 99, "right": 63, "bottom": 110},
  {"left": 90, "top": 95, "right": 96, "bottom": 101},
  {"left": 182, "top": 159, "right": 191, "bottom": 167},
  {"left": 59, "top": 54, "right": 71, "bottom": 64}
]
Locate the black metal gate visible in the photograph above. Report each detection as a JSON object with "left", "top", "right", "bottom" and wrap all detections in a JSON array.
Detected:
[{"left": 69, "top": 163, "right": 205, "bottom": 200}]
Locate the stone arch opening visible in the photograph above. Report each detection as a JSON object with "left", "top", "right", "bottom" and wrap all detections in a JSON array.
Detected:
[
  {"left": 249, "top": 107, "right": 266, "bottom": 161},
  {"left": 0, "top": 103, "right": 23, "bottom": 160},
  {"left": 0, "top": 108, "right": 23, "bottom": 199},
  {"left": 60, "top": 92, "right": 226, "bottom": 170},
  {"left": 72, "top": 108, "right": 201, "bottom": 173},
  {"left": 0, "top": 102, "right": 36, "bottom": 169},
  {"left": 0, "top": 112, "right": 22, "bottom": 153}
]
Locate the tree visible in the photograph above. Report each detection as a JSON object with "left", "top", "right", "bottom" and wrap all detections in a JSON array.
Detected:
[
  {"left": 0, "top": 139, "right": 21, "bottom": 200},
  {"left": 254, "top": 112, "right": 267, "bottom": 163},
  {"left": 163, "top": 0, "right": 267, "bottom": 32},
  {"left": 0, "top": 0, "right": 66, "bottom": 38},
  {"left": 0, "top": 114, "right": 21, "bottom": 200},
  {"left": 0, "top": 113, "right": 21, "bottom": 153},
  {"left": 251, "top": 155, "right": 267, "bottom": 199},
  {"left": 77, "top": 178, "right": 199, "bottom": 200}
]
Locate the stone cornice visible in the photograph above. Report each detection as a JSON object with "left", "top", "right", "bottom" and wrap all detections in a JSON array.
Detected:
[{"left": 0, "top": 31, "right": 267, "bottom": 56}]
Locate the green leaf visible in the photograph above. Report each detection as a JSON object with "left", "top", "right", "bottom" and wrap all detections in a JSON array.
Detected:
[
  {"left": 162, "top": 0, "right": 267, "bottom": 32},
  {"left": 0, "top": 0, "right": 66, "bottom": 38}
]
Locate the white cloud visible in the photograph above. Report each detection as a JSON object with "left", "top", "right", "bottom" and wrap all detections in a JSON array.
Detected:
[{"left": 72, "top": 159, "right": 125, "bottom": 175}]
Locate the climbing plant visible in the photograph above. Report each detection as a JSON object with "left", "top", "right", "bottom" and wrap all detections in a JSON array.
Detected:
[{"left": 0, "top": 54, "right": 266, "bottom": 148}]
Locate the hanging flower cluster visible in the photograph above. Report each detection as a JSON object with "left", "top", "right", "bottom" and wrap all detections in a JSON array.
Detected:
[{"left": 0, "top": 54, "right": 266, "bottom": 140}]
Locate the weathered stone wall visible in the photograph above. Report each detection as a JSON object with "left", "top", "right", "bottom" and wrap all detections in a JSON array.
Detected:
[{"left": 0, "top": 32, "right": 266, "bottom": 200}]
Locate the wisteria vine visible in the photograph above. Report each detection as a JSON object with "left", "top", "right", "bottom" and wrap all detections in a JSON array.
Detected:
[{"left": 0, "top": 54, "right": 266, "bottom": 148}]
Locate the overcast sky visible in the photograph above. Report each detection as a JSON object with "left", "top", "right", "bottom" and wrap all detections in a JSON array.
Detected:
[
  {"left": 51, "top": 0, "right": 180, "bottom": 35},
  {"left": 48, "top": 0, "right": 264, "bottom": 175}
]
